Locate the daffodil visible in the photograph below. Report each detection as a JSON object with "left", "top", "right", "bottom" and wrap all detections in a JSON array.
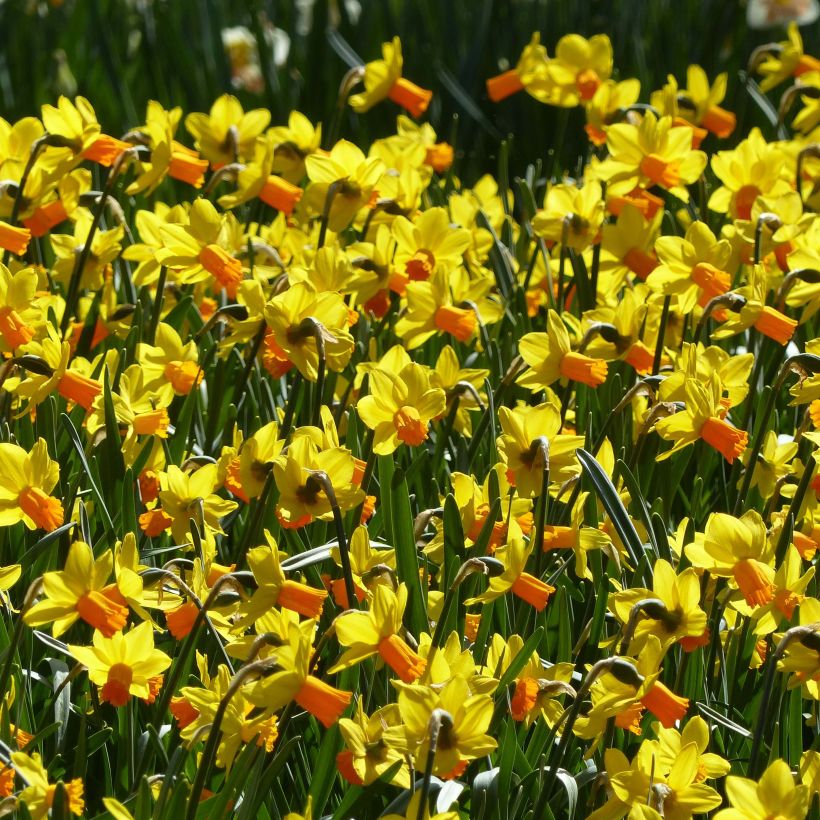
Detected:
[
  {"left": 610, "top": 559, "right": 708, "bottom": 653},
  {"left": 50, "top": 210, "right": 123, "bottom": 291},
  {"left": 655, "top": 373, "right": 748, "bottom": 464},
  {"left": 391, "top": 206, "right": 471, "bottom": 285},
  {"left": 685, "top": 510, "right": 775, "bottom": 607},
  {"left": 708, "top": 128, "right": 791, "bottom": 219},
  {"left": 25, "top": 540, "right": 130, "bottom": 636},
  {"left": 584, "top": 78, "right": 641, "bottom": 145},
  {"left": 268, "top": 110, "right": 322, "bottom": 183},
  {"left": 647, "top": 221, "right": 733, "bottom": 314},
  {"left": 330, "top": 583, "right": 427, "bottom": 682},
  {"left": 465, "top": 521, "right": 555, "bottom": 611},
  {"left": 68, "top": 621, "right": 171, "bottom": 707},
  {"left": 263, "top": 282, "right": 354, "bottom": 381},
  {"left": 184, "top": 93, "right": 270, "bottom": 166},
  {"left": 595, "top": 112, "right": 708, "bottom": 202},
  {"left": 518, "top": 309, "right": 608, "bottom": 391},
  {"left": 382, "top": 675, "right": 496, "bottom": 779},
  {"left": 654, "top": 716, "right": 731, "bottom": 782},
  {"left": 713, "top": 265, "right": 797, "bottom": 346},
  {"left": 357, "top": 361, "right": 446, "bottom": 455},
  {"left": 599, "top": 203, "right": 661, "bottom": 286},
  {"left": 337, "top": 701, "right": 410, "bottom": 787},
  {"left": 12, "top": 752, "right": 84, "bottom": 818},
  {"left": 327, "top": 525, "right": 396, "bottom": 608},
  {"left": 755, "top": 21, "right": 820, "bottom": 91},
  {"left": 532, "top": 179, "right": 605, "bottom": 251},
  {"left": 157, "top": 198, "right": 244, "bottom": 297},
  {"left": 245, "top": 619, "right": 353, "bottom": 727},
  {"left": 486, "top": 33, "right": 552, "bottom": 103},
  {"left": 0, "top": 438, "right": 63, "bottom": 532},
  {"left": 273, "top": 434, "right": 363, "bottom": 528},
  {"left": 349, "top": 37, "right": 432, "bottom": 118},
  {"left": 304, "top": 140, "right": 384, "bottom": 232},
  {"left": 714, "top": 758, "right": 810, "bottom": 819},
  {"left": 544, "top": 33, "right": 614, "bottom": 107},
  {"left": 137, "top": 322, "right": 202, "bottom": 398}
]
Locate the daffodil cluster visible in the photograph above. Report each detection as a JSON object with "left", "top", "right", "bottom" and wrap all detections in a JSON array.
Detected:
[{"left": 0, "top": 23, "right": 817, "bottom": 820}]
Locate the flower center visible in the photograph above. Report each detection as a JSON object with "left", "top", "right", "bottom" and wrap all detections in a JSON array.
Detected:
[
  {"left": 393, "top": 405, "right": 428, "bottom": 447},
  {"left": 101, "top": 662, "right": 134, "bottom": 707}
]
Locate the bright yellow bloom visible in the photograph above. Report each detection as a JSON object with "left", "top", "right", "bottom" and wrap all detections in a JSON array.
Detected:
[
  {"left": 137, "top": 322, "right": 202, "bottom": 398},
  {"left": 50, "top": 210, "right": 123, "bottom": 291},
  {"left": 610, "top": 559, "right": 708, "bottom": 653},
  {"left": 382, "top": 675, "right": 496, "bottom": 779},
  {"left": 12, "top": 752, "right": 84, "bottom": 818},
  {"left": 655, "top": 373, "right": 748, "bottom": 463},
  {"left": 68, "top": 621, "right": 171, "bottom": 707},
  {"left": 584, "top": 78, "right": 641, "bottom": 145},
  {"left": 486, "top": 33, "right": 552, "bottom": 103},
  {"left": 392, "top": 206, "right": 471, "bottom": 285},
  {"left": 496, "top": 401, "right": 583, "bottom": 497},
  {"left": 714, "top": 758, "right": 810, "bottom": 820},
  {"left": 518, "top": 310, "right": 608, "bottom": 391},
  {"left": 357, "top": 361, "right": 446, "bottom": 455},
  {"left": 647, "top": 221, "right": 733, "bottom": 314},
  {"left": 184, "top": 93, "right": 270, "bottom": 166},
  {"left": 268, "top": 110, "right": 322, "bottom": 183},
  {"left": 304, "top": 140, "right": 384, "bottom": 232},
  {"left": 596, "top": 112, "right": 708, "bottom": 201},
  {"left": 654, "top": 716, "right": 731, "bottom": 782},
  {"left": 337, "top": 701, "right": 411, "bottom": 788},
  {"left": 465, "top": 521, "right": 555, "bottom": 611},
  {"left": 349, "top": 37, "right": 432, "bottom": 119},
  {"left": 25, "top": 541, "right": 130, "bottom": 637},
  {"left": 708, "top": 128, "right": 791, "bottom": 219},
  {"left": 154, "top": 463, "right": 238, "bottom": 549},
  {"left": 0, "top": 438, "right": 62, "bottom": 532},
  {"left": 157, "top": 198, "right": 244, "bottom": 297},
  {"left": 264, "top": 282, "right": 354, "bottom": 381},
  {"left": 331, "top": 583, "right": 428, "bottom": 682},
  {"left": 685, "top": 510, "right": 775, "bottom": 607},
  {"left": 273, "top": 434, "right": 363, "bottom": 528},
  {"left": 532, "top": 179, "right": 605, "bottom": 251},
  {"left": 755, "top": 21, "right": 820, "bottom": 92},
  {"left": 544, "top": 33, "right": 614, "bottom": 107}
]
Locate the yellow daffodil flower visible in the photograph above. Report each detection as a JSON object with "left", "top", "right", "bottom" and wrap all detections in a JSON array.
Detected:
[
  {"left": 12, "top": 751, "right": 84, "bottom": 818},
  {"left": 714, "top": 758, "right": 810, "bottom": 819},
  {"left": 357, "top": 361, "right": 446, "bottom": 454},
  {"left": 330, "top": 583, "right": 427, "bottom": 682},
  {"left": 0, "top": 438, "right": 63, "bottom": 532},
  {"left": 349, "top": 37, "right": 432, "bottom": 119},
  {"left": 68, "top": 620, "right": 170, "bottom": 707}
]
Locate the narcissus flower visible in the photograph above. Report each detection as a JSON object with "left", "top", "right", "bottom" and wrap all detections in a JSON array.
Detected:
[
  {"left": 532, "top": 179, "right": 605, "bottom": 251},
  {"left": 609, "top": 559, "right": 708, "bottom": 653},
  {"left": 304, "top": 140, "right": 384, "bottom": 232},
  {"left": 349, "top": 37, "right": 432, "bottom": 119},
  {"left": 25, "top": 541, "right": 130, "bottom": 637},
  {"left": 496, "top": 401, "right": 583, "bottom": 497},
  {"left": 685, "top": 510, "right": 775, "bottom": 607},
  {"left": 755, "top": 21, "right": 820, "bottom": 92},
  {"left": 0, "top": 438, "right": 63, "bottom": 532},
  {"left": 544, "top": 33, "right": 614, "bottom": 107},
  {"left": 273, "top": 434, "right": 364, "bottom": 528},
  {"left": 486, "top": 33, "right": 552, "bottom": 103},
  {"left": 234, "top": 531, "right": 327, "bottom": 626},
  {"left": 337, "top": 702, "right": 411, "bottom": 788},
  {"left": 184, "top": 93, "right": 270, "bottom": 166},
  {"left": 655, "top": 373, "right": 748, "bottom": 463},
  {"left": 465, "top": 522, "right": 555, "bottom": 611},
  {"left": 714, "top": 758, "right": 810, "bottom": 819},
  {"left": 331, "top": 584, "right": 427, "bottom": 682},
  {"left": 518, "top": 310, "right": 608, "bottom": 390},
  {"left": 264, "top": 282, "right": 355, "bottom": 381},
  {"left": 595, "top": 112, "right": 708, "bottom": 202},
  {"left": 357, "top": 361, "right": 446, "bottom": 455},
  {"left": 382, "top": 675, "right": 497, "bottom": 779},
  {"left": 68, "top": 621, "right": 171, "bottom": 707},
  {"left": 12, "top": 752, "right": 84, "bottom": 818}
]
